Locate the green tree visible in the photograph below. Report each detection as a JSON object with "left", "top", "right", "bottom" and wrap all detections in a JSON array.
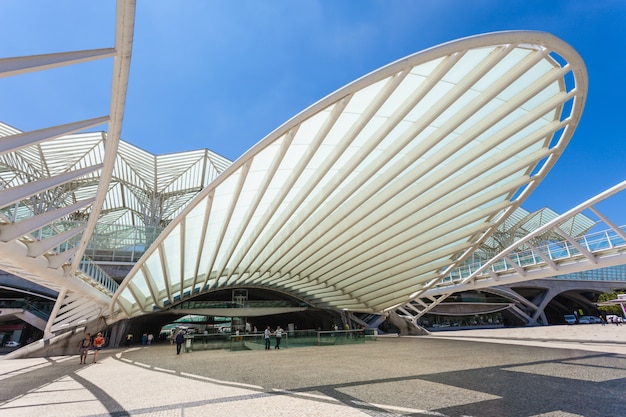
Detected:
[{"left": 596, "top": 291, "right": 625, "bottom": 315}]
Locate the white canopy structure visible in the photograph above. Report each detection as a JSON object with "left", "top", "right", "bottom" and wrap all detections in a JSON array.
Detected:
[{"left": 112, "top": 30, "right": 588, "bottom": 318}]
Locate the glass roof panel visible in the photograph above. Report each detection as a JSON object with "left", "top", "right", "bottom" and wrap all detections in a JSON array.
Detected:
[
  {"left": 431, "top": 89, "right": 481, "bottom": 129},
  {"left": 163, "top": 225, "right": 181, "bottom": 287},
  {"left": 145, "top": 248, "right": 166, "bottom": 295},
  {"left": 183, "top": 196, "right": 208, "bottom": 278},
  {"left": 473, "top": 47, "right": 534, "bottom": 91},
  {"left": 291, "top": 107, "right": 334, "bottom": 145},
  {"left": 129, "top": 269, "right": 149, "bottom": 299},
  {"left": 378, "top": 72, "right": 426, "bottom": 119},
  {"left": 499, "top": 58, "right": 556, "bottom": 101},
  {"left": 118, "top": 287, "right": 137, "bottom": 309},
  {"left": 442, "top": 46, "right": 496, "bottom": 84},
  {"left": 524, "top": 81, "right": 562, "bottom": 115},
  {"left": 343, "top": 77, "right": 389, "bottom": 114},
  {"left": 405, "top": 81, "right": 454, "bottom": 122}
]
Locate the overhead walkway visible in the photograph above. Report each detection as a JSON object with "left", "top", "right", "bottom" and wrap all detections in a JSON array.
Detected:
[
  {"left": 0, "top": 299, "right": 50, "bottom": 332},
  {"left": 395, "top": 179, "right": 626, "bottom": 326}
]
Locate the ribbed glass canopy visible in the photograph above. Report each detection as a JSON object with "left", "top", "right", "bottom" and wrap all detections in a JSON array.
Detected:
[{"left": 113, "top": 31, "right": 587, "bottom": 317}]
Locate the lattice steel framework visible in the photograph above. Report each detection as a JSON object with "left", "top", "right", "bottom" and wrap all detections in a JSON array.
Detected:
[{"left": 0, "top": 124, "right": 231, "bottom": 229}]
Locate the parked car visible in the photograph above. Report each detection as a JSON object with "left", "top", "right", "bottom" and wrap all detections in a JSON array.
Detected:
[
  {"left": 563, "top": 314, "right": 577, "bottom": 325},
  {"left": 581, "top": 316, "right": 602, "bottom": 324},
  {"left": 4, "top": 340, "right": 20, "bottom": 347},
  {"left": 577, "top": 317, "right": 591, "bottom": 324}
]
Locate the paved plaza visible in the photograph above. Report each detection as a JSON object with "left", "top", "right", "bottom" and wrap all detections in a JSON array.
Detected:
[{"left": 1, "top": 325, "right": 626, "bottom": 417}]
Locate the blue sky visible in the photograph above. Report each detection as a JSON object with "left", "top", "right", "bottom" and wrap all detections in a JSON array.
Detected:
[{"left": 0, "top": 1, "right": 625, "bottom": 224}]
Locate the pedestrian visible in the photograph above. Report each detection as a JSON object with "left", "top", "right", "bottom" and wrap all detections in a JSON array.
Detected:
[
  {"left": 77, "top": 333, "right": 91, "bottom": 364},
  {"left": 92, "top": 332, "right": 105, "bottom": 363},
  {"left": 125, "top": 333, "right": 133, "bottom": 347},
  {"left": 264, "top": 326, "right": 271, "bottom": 350},
  {"left": 141, "top": 333, "right": 147, "bottom": 345},
  {"left": 274, "top": 325, "right": 283, "bottom": 349},
  {"left": 147, "top": 333, "right": 154, "bottom": 345},
  {"left": 175, "top": 330, "right": 185, "bottom": 354}
]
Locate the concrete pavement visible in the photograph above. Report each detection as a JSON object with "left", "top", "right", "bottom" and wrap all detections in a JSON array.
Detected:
[{"left": 1, "top": 325, "right": 625, "bottom": 417}]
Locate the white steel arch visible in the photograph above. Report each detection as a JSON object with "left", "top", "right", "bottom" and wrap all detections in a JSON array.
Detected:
[{"left": 113, "top": 31, "right": 588, "bottom": 318}]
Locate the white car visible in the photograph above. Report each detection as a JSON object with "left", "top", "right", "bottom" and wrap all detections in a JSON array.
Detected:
[
  {"left": 607, "top": 315, "right": 624, "bottom": 324},
  {"left": 4, "top": 340, "right": 20, "bottom": 347}
]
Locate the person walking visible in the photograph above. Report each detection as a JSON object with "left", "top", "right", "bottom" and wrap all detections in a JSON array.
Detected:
[
  {"left": 124, "top": 333, "right": 133, "bottom": 347},
  {"left": 175, "top": 330, "right": 185, "bottom": 354},
  {"left": 77, "top": 333, "right": 91, "bottom": 364},
  {"left": 274, "top": 326, "right": 283, "bottom": 349},
  {"left": 92, "top": 332, "right": 105, "bottom": 363},
  {"left": 264, "top": 326, "right": 271, "bottom": 350}
]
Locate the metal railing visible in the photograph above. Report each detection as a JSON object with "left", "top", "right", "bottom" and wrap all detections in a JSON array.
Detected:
[
  {"left": 77, "top": 258, "right": 119, "bottom": 295},
  {"left": 0, "top": 298, "right": 53, "bottom": 320},
  {"left": 441, "top": 225, "right": 626, "bottom": 285},
  {"left": 179, "top": 329, "right": 377, "bottom": 352}
]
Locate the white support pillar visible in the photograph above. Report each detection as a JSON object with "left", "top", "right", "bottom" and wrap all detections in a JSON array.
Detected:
[{"left": 44, "top": 287, "right": 68, "bottom": 339}]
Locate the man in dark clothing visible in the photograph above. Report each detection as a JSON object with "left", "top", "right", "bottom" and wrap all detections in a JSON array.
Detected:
[{"left": 175, "top": 331, "right": 185, "bottom": 354}]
